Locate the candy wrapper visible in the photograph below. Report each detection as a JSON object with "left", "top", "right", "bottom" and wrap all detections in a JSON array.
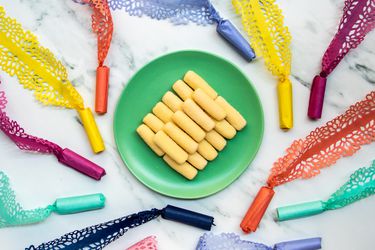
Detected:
[
  {"left": 73, "top": 0, "right": 113, "bottom": 114},
  {"left": 308, "top": 0, "right": 375, "bottom": 119},
  {"left": 233, "top": 0, "right": 293, "bottom": 129},
  {"left": 27, "top": 205, "right": 214, "bottom": 249},
  {"left": 197, "top": 233, "right": 321, "bottom": 250},
  {"left": 126, "top": 236, "right": 158, "bottom": 250},
  {"left": 0, "top": 88, "right": 105, "bottom": 180},
  {"left": 0, "top": 6, "right": 104, "bottom": 153},
  {"left": 105, "top": 0, "right": 255, "bottom": 61},
  {"left": 0, "top": 171, "right": 105, "bottom": 227},
  {"left": 240, "top": 91, "right": 375, "bottom": 233},
  {"left": 277, "top": 159, "right": 375, "bottom": 221}
]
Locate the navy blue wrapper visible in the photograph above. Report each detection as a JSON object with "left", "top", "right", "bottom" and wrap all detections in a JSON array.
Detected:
[{"left": 162, "top": 205, "right": 214, "bottom": 230}]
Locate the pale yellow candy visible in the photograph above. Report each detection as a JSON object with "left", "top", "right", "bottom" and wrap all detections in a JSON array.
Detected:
[
  {"left": 162, "top": 91, "right": 183, "bottom": 112},
  {"left": 136, "top": 124, "right": 164, "bottom": 156},
  {"left": 182, "top": 99, "right": 215, "bottom": 132},
  {"left": 163, "top": 155, "right": 198, "bottom": 180},
  {"left": 193, "top": 89, "right": 226, "bottom": 121},
  {"left": 205, "top": 130, "right": 227, "bottom": 151},
  {"left": 215, "top": 96, "right": 247, "bottom": 130},
  {"left": 198, "top": 139, "right": 218, "bottom": 161},
  {"left": 215, "top": 119, "right": 236, "bottom": 139},
  {"left": 172, "top": 111, "right": 206, "bottom": 142},
  {"left": 153, "top": 131, "right": 188, "bottom": 164},
  {"left": 183, "top": 71, "right": 217, "bottom": 99},
  {"left": 172, "top": 80, "right": 193, "bottom": 101},
  {"left": 163, "top": 122, "right": 198, "bottom": 154},
  {"left": 187, "top": 152, "right": 207, "bottom": 170},
  {"left": 152, "top": 102, "right": 173, "bottom": 123},
  {"left": 143, "top": 113, "right": 164, "bottom": 133}
]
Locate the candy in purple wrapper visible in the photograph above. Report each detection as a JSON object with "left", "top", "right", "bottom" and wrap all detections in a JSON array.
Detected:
[{"left": 274, "top": 238, "right": 321, "bottom": 250}]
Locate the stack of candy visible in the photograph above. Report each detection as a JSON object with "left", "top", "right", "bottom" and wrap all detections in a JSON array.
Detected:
[{"left": 137, "top": 70, "right": 247, "bottom": 180}]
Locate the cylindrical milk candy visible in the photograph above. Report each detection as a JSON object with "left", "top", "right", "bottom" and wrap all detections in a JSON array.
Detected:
[
  {"left": 136, "top": 124, "right": 164, "bottom": 156},
  {"left": 153, "top": 131, "right": 188, "bottom": 164},
  {"left": 172, "top": 80, "right": 193, "bottom": 101},
  {"left": 152, "top": 102, "right": 173, "bottom": 123},
  {"left": 183, "top": 71, "right": 217, "bottom": 99},
  {"left": 182, "top": 99, "right": 215, "bottom": 132},
  {"left": 163, "top": 155, "right": 198, "bottom": 180},
  {"left": 143, "top": 113, "right": 164, "bottom": 133},
  {"left": 163, "top": 122, "right": 198, "bottom": 154},
  {"left": 172, "top": 111, "right": 206, "bottom": 142},
  {"left": 205, "top": 130, "right": 226, "bottom": 151},
  {"left": 162, "top": 91, "right": 183, "bottom": 112},
  {"left": 187, "top": 153, "right": 207, "bottom": 170},
  {"left": 215, "top": 119, "right": 236, "bottom": 139},
  {"left": 193, "top": 89, "right": 226, "bottom": 120},
  {"left": 198, "top": 139, "right": 218, "bottom": 161},
  {"left": 215, "top": 96, "right": 247, "bottom": 130}
]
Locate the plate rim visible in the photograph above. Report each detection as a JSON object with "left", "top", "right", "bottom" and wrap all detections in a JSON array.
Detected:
[{"left": 113, "top": 49, "right": 264, "bottom": 199}]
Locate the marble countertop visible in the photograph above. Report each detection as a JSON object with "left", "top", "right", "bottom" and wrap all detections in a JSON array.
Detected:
[{"left": 0, "top": 0, "right": 374, "bottom": 249}]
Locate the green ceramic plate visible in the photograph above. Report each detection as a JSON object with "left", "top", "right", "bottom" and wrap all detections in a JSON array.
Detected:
[{"left": 114, "top": 50, "right": 264, "bottom": 199}]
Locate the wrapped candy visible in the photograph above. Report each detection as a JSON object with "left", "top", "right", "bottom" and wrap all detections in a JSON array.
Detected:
[
  {"left": 73, "top": 0, "right": 113, "bottom": 114},
  {"left": 277, "top": 160, "right": 375, "bottom": 221},
  {"left": 308, "top": 0, "right": 375, "bottom": 119},
  {"left": 233, "top": 0, "right": 293, "bottom": 129},
  {"left": 240, "top": 91, "right": 375, "bottom": 233},
  {"left": 126, "top": 236, "right": 158, "bottom": 250},
  {"left": 27, "top": 205, "right": 214, "bottom": 249},
  {"left": 196, "top": 233, "right": 321, "bottom": 250},
  {"left": 0, "top": 89, "right": 105, "bottom": 180},
  {"left": 0, "top": 171, "right": 105, "bottom": 227},
  {"left": 0, "top": 6, "right": 104, "bottom": 153},
  {"left": 105, "top": 0, "right": 256, "bottom": 61}
]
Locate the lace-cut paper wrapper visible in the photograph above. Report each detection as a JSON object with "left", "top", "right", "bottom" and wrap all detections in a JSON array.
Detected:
[
  {"left": 0, "top": 171, "right": 105, "bottom": 227},
  {"left": 277, "top": 159, "right": 375, "bottom": 221},
  {"left": 240, "top": 91, "right": 375, "bottom": 233},
  {"left": 0, "top": 89, "right": 105, "bottom": 180},
  {"left": 27, "top": 205, "right": 214, "bottom": 250},
  {"left": 308, "top": 0, "right": 375, "bottom": 119},
  {"left": 233, "top": 0, "right": 293, "bottom": 129},
  {"left": 104, "top": 0, "right": 255, "bottom": 61},
  {"left": 197, "top": 233, "right": 321, "bottom": 250},
  {"left": 0, "top": 6, "right": 104, "bottom": 153},
  {"left": 126, "top": 236, "right": 158, "bottom": 250},
  {"left": 73, "top": 0, "right": 113, "bottom": 114}
]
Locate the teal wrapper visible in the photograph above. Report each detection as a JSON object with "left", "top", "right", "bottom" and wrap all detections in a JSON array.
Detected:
[
  {"left": 53, "top": 193, "right": 105, "bottom": 215},
  {"left": 276, "top": 200, "right": 325, "bottom": 221}
]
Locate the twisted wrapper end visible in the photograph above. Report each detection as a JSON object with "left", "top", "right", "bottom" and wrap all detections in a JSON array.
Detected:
[{"left": 240, "top": 186, "right": 275, "bottom": 233}]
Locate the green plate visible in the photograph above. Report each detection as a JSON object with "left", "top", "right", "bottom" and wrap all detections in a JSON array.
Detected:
[{"left": 114, "top": 50, "right": 264, "bottom": 199}]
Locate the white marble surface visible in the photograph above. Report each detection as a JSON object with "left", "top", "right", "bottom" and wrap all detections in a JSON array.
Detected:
[{"left": 0, "top": 0, "right": 374, "bottom": 249}]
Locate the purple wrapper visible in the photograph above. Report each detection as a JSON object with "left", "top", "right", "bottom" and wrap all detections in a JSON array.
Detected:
[
  {"left": 58, "top": 148, "right": 106, "bottom": 180},
  {"left": 308, "top": 75, "right": 327, "bottom": 119},
  {"left": 274, "top": 237, "right": 321, "bottom": 250}
]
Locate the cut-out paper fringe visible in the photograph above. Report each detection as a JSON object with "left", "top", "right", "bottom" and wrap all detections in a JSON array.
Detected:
[
  {"left": 126, "top": 236, "right": 158, "bottom": 250},
  {"left": 240, "top": 91, "right": 375, "bottom": 233},
  {"left": 0, "top": 6, "right": 104, "bottom": 154},
  {"left": 308, "top": 0, "right": 375, "bottom": 119},
  {"left": 196, "top": 233, "right": 322, "bottom": 250},
  {"left": 0, "top": 171, "right": 105, "bottom": 228},
  {"left": 73, "top": 0, "right": 113, "bottom": 114},
  {"left": 27, "top": 205, "right": 214, "bottom": 249},
  {"left": 100, "top": 0, "right": 256, "bottom": 61},
  {"left": 233, "top": 0, "right": 293, "bottom": 129},
  {"left": 277, "top": 159, "right": 375, "bottom": 221},
  {"left": 0, "top": 89, "right": 105, "bottom": 180}
]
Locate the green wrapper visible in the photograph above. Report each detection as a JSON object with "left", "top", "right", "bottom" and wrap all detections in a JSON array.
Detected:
[
  {"left": 276, "top": 200, "right": 325, "bottom": 221},
  {"left": 53, "top": 193, "right": 105, "bottom": 215}
]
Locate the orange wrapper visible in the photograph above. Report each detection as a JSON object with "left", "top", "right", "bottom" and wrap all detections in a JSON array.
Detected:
[{"left": 241, "top": 91, "right": 375, "bottom": 233}]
